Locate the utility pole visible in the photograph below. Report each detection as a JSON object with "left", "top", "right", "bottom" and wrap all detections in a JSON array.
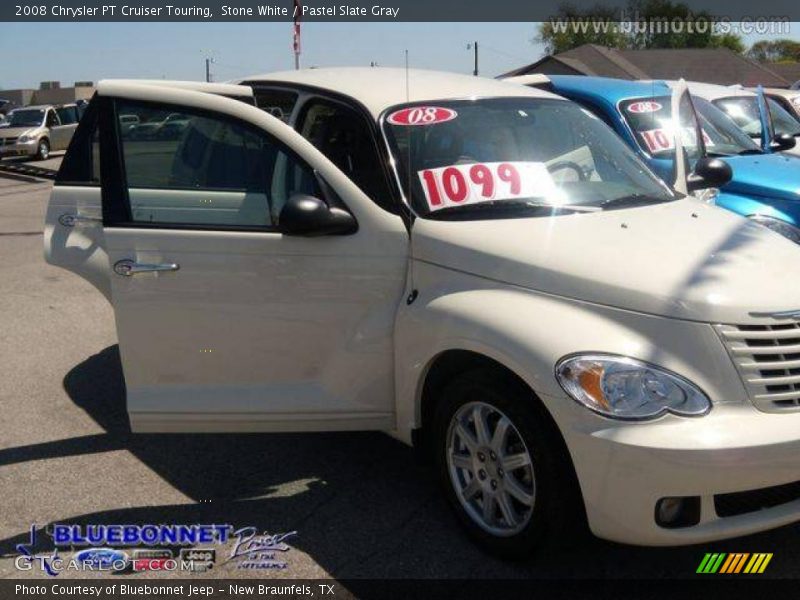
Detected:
[
  {"left": 293, "top": 0, "right": 302, "bottom": 70},
  {"left": 467, "top": 42, "right": 479, "bottom": 76},
  {"left": 202, "top": 53, "right": 215, "bottom": 83}
]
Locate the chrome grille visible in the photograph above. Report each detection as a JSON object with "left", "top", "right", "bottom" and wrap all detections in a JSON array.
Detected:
[
  {"left": 716, "top": 323, "right": 800, "bottom": 413},
  {"left": 0, "top": 137, "right": 18, "bottom": 146}
]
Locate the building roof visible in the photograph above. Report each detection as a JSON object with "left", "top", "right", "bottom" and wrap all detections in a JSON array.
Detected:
[
  {"left": 766, "top": 63, "right": 800, "bottom": 87},
  {"left": 237, "top": 67, "right": 560, "bottom": 118},
  {"left": 502, "top": 45, "right": 792, "bottom": 88}
]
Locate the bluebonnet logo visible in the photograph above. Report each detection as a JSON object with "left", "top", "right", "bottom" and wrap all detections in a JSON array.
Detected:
[
  {"left": 51, "top": 523, "right": 233, "bottom": 546},
  {"left": 15, "top": 523, "right": 234, "bottom": 576}
]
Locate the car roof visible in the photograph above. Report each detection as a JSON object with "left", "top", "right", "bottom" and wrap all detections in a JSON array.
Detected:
[
  {"left": 508, "top": 74, "right": 673, "bottom": 103},
  {"left": 109, "top": 79, "right": 254, "bottom": 98},
  {"left": 15, "top": 105, "right": 52, "bottom": 111},
  {"left": 237, "top": 67, "right": 563, "bottom": 118},
  {"left": 656, "top": 80, "right": 755, "bottom": 100},
  {"left": 750, "top": 87, "right": 800, "bottom": 99}
]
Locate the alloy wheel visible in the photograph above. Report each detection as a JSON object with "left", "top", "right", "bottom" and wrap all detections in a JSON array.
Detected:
[{"left": 446, "top": 401, "right": 536, "bottom": 536}]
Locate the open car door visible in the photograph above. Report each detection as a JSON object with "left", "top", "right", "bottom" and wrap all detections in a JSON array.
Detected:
[
  {"left": 670, "top": 79, "right": 706, "bottom": 196},
  {"left": 756, "top": 85, "right": 776, "bottom": 153},
  {"left": 45, "top": 81, "right": 408, "bottom": 433}
]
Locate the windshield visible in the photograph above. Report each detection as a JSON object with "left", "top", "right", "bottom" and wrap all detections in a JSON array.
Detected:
[
  {"left": 621, "top": 95, "right": 760, "bottom": 158},
  {"left": 7, "top": 109, "right": 45, "bottom": 128},
  {"left": 381, "top": 98, "right": 675, "bottom": 220},
  {"left": 713, "top": 95, "right": 800, "bottom": 138}
]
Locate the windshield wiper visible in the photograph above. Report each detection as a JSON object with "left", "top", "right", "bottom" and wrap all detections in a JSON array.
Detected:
[
  {"left": 426, "top": 199, "right": 601, "bottom": 220},
  {"left": 599, "top": 193, "right": 666, "bottom": 209}
]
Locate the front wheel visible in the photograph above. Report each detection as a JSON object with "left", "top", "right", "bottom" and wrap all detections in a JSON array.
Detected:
[
  {"left": 35, "top": 138, "right": 50, "bottom": 161},
  {"left": 433, "top": 369, "right": 583, "bottom": 558}
]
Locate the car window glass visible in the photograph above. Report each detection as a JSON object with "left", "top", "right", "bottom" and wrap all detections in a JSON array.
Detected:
[
  {"left": 383, "top": 98, "right": 675, "bottom": 219},
  {"left": 55, "top": 101, "right": 100, "bottom": 185},
  {"left": 116, "top": 100, "right": 317, "bottom": 229},
  {"left": 621, "top": 95, "right": 759, "bottom": 157},
  {"left": 253, "top": 89, "right": 298, "bottom": 123},
  {"left": 298, "top": 99, "right": 393, "bottom": 211},
  {"left": 46, "top": 110, "right": 60, "bottom": 127},
  {"left": 7, "top": 109, "right": 45, "bottom": 127},
  {"left": 56, "top": 106, "right": 79, "bottom": 125}
]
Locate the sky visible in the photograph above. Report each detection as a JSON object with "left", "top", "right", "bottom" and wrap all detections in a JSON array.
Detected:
[{"left": 0, "top": 22, "right": 797, "bottom": 90}]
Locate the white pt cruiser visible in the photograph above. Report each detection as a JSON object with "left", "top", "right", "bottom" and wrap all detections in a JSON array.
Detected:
[{"left": 44, "top": 69, "right": 800, "bottom": 558}]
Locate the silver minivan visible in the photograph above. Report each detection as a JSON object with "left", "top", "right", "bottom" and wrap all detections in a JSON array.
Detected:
[{"left": 0, "top": 104, "right": 80, "bottom": 160}]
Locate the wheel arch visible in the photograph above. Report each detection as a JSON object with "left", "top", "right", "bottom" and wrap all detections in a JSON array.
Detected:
[
  {"left": 415, "top": 348, "right": 561, "bottom": 458},
  {"left": 414, "top": 347, "right": 589, "bottom": 532}
]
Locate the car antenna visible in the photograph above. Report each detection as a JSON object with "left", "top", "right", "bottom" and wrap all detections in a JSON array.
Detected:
[{"left": 404, "top": 48, "right": 419, "bottom": 305}]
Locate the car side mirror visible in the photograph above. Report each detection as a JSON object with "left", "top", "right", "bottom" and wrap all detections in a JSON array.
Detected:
[
  {"left": 687, "top": 157, "right": 733, "bottom": 192},
  {"left": 772, "top": 132, "right": 797, "bottom": 151},
  {"left": 279, "top": 194, "right": 357, "bottom": 237}
]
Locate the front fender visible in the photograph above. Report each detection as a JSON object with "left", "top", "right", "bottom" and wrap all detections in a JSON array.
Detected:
[{"left": 393, "top": 262, "right": 746, "bottom": 444}]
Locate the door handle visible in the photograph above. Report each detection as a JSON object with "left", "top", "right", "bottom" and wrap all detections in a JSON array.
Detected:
[
  {"left": 113, "top": 259, "right": 180, "bottom": 277},
  {"left": 58, "top": 213, "right": 102, "bottom": 227}
]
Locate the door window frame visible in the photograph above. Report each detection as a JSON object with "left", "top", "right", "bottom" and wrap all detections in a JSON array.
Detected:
[
  {"left": 99, "top": 95, "right": 327, "bottom": 233},
  {"left": 244, "top": 81, "right": 408, "bottom": 222}
]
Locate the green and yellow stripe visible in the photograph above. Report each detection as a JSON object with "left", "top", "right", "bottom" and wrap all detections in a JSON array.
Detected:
[{"left": 697, "top": 553, "right": 773, "bottom": 574}]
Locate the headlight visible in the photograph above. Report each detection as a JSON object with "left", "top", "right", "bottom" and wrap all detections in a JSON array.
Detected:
[
  {"left": 555, "top": 354, "right": 711, "bottom": 420},
  {"left": 17, "top": 134, "right": 34, "bottom": 143},
  {"left": 749, "top": 215, "right": 800, "bottom": 244},
  {"left": 791, "top": 96, "right": 800, "bottom": 108}
]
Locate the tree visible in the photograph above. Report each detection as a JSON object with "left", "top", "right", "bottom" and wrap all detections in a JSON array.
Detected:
[
  {"left": 747, "top": 39, "right": 800, "bottom": 63},
  {"left": 709, "top": 33, "right": 747, "bottom": 55},
  {"left": 536, "top": 4, "right": 628, "bottom": 55},
  {"left": 537, "top": 0, "right": 744, "bottom": 54}
]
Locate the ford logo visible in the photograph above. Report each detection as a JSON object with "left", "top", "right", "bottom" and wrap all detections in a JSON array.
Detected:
[{"left": 74, "top": 548, "right": 128, "bottom": 570}]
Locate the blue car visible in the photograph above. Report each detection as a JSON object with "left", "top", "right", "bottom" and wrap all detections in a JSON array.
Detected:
[{"left": 508, "top": 74, "right": 800, "bottom": 244}]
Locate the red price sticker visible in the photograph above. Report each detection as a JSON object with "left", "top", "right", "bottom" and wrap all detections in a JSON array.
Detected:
[
  {"left": 640, "top": 127, "right": 714, "bottom": 154},
  {"left": 387, "top": 106, "right": 458, "bottom": 126},
  {"left": 418, "top": 161, "right": 558, "bottom": 212}
]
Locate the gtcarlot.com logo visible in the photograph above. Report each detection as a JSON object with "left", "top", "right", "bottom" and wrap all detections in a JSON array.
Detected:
[{"left": 697, "top": 552, "right": 773, "bottom": 574}]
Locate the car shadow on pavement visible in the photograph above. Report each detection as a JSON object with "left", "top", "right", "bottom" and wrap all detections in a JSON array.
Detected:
[{"left": 1, "top": 345, "right": 799, "bottom": 579}]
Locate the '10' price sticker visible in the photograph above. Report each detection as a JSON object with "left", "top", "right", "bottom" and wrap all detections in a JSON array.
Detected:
[
  {"left": 640, "top": 127, "right": 715, "bottom": 154},
  {"left": 418, "top": 161, "right": 558, "bottom": 211}
]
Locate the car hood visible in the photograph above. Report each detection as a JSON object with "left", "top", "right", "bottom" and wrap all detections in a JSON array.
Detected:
[
  {"left": 411, "top": 197, "right": 800, "bottom": 324},
  {"left": 0, "top": 126, "right": 36, "bottom": 138},
  {"left": 720, "top": 153, "right": 800, "bottom": 202}
]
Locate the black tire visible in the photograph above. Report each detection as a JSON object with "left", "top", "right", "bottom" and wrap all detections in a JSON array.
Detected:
[
  {"left": 432, "top": 367, "right": 585, "bottom": 559},
  {"left": 35, "top": 138, "right": 50, "bottom": 161}
]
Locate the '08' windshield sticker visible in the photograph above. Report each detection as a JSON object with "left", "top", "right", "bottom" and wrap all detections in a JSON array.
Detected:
[
  {"left": 627, "top": 101, "right": 663, "bottom": 114},
  {"left": 387, "top": 106, "right": 457, "bottom": 126},
  {"left": 418, "top": 161, "right": 559, "bottom": 211}
]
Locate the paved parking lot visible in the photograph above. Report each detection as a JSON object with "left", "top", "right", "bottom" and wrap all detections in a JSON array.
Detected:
[{"left": 0, "top": 167, "right": 798, "bottom": 581}]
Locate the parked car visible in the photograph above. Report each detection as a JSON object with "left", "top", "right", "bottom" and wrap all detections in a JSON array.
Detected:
[
  {"left": 45, "top": 70, "right": 800, "bottom": 557},
  {"left": 678, "top": 82, "right": 800, "bottom": 156},
  {"left": 509, "top": 74, "right": 800, "bottom": 244},
  {"left": 0, "top": 103, "right": 81, "bottom": 160},
  {"left": 749, "top": 87, "right": 800, "bottom": 123}
]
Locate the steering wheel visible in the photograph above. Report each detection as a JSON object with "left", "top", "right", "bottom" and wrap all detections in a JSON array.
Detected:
[{"left": 547, "top": 161, "right": 587, "bottom": 181}]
